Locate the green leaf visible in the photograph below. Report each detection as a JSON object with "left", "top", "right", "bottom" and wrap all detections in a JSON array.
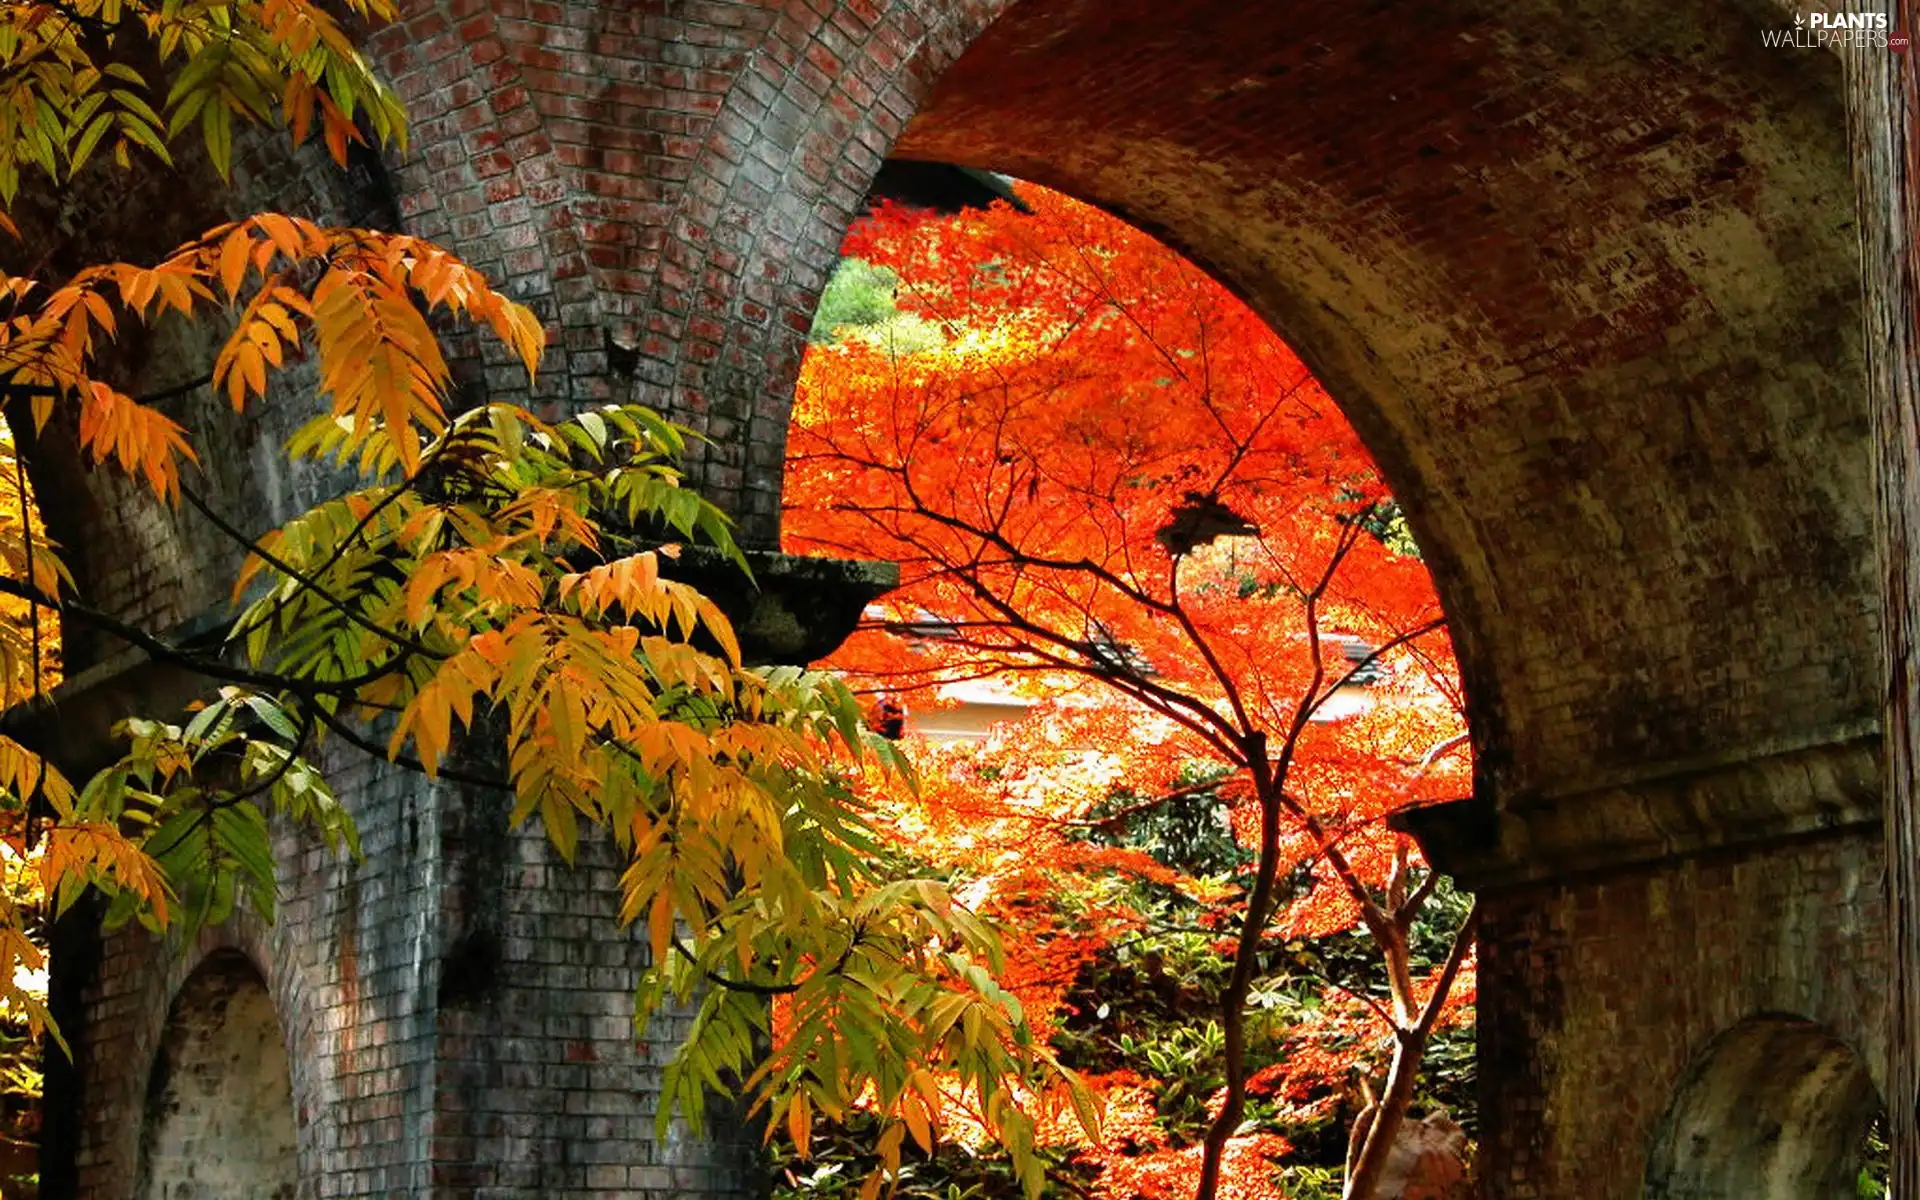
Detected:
[
  {"left": 66, "top": 110, "right": 114, "bottom": 177},
  {"left": 242, "top": 694, "right": 300, "bottom": 740}
]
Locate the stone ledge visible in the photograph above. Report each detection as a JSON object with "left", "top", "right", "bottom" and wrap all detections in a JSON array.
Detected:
[
  {"left": 663, "top": 547, "right": 898, "bottom": 666},
  {"left": 1396, "top": 731, "right": 1882, "bottom": 891}
]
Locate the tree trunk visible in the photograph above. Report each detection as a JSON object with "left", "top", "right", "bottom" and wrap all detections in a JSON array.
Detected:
[
  {"left": 1852, "top": 4, "right": 1920, "bottom": 1191},
  {"left": 1343, "top": 1030, "right": 1428, "bottom": 1200},
  {"left": 1195, "top": 774, "right": 1281, "bottom": 1200},
  {"left": 1344, "top": 904, "right": 1477, "bottom": 1200}
]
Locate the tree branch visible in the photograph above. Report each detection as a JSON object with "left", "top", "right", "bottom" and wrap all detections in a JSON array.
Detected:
[
  {"left": 303, "top": 700, "right": 511, "bottom": 790},
  {"left": 0, "top": 575, "right": 349, "bottom": 696},
  {"left": 179, "top": 479, "right": 444, "bottom": 663},
  {"left": 1300, "top": 618, "right": 1449, "bottom": 725},
  {"left": 1413, "top": 900, "right": 1478, "bottom": 1042},
  {"left": 670, "top": 927, "right": 863, "bottom": 996},
  {"left": 1343, "top": 901, "right": 1478, "bottom": 1200},
  {"left": 133, "top": 373, "right": 212, "bottom": 409}
]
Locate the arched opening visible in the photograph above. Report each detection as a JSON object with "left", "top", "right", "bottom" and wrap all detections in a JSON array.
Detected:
[
  {"left": 712, "top": 0, "right": 1870, "bottom": 822},
  {"left": 735, "top": 13, "right": 1877, "bottom": 1186},
  {"left": 782, "top": 178, "right": 1478, "bottom": 1196},
  {"left": 1645, "top": 1015, "right": 1883, "bottom": 1200},
  {"left": 135, "top": 951, "right": 297, "bottom": 1200}
]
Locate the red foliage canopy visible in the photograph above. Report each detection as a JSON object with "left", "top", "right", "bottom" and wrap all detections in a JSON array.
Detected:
[{"left": 785, "top": 185, "right": 1477, "bottom": 1200}]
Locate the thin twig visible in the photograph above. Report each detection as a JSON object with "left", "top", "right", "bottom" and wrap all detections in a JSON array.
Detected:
[
  {"left": 178, "top": 479, "right": 443, "bottom": 662},
  {"left": 304, "top": 700, "right": 509, "bottom": 790}
]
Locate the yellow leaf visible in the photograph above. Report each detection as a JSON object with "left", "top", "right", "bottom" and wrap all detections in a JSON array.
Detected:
[
  {"left": 786, "top": 1093, "right": 812, "bottom": 1159},
  {"left": 647, "top": 890, "right": 674, "bottom": 967},
  {"left": 876, "top": 1122, "right": 905, "bottom": 1177},
  {"left": 902, "top": 1091, "right": 933, "bottom": 1154},
  {"left": 218, "top": 228, "right": 252, "bottom": 299},
  {"left": 908, "top": 1069, "right": 943, "bottom": 1119}
]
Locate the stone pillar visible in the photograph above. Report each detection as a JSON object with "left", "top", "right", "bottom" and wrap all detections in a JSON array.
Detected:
[
  {"left": 1849, "top": 4, "right": 1920, "bottom": 1189},
  {"left": 1403, "top": 736, "right": 1889, "bottom": 1197}
]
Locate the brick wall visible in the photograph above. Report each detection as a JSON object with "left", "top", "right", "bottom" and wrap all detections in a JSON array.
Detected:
[
  {"left": 298, "top": 0, "right": 1878, "bottom": 825},
  {"left": 1474, "top": 827, "right": 1888, "bottom": 1198},
  {"left": 8, "top": 124, "right": 388, "bottom": 672},
  {"left": 360, "top": 0, "right": 1007, "bottom": 540},
  {"left": 27, "top": 76, "right": 759, "bottom": 1200},
  {"left": 428, "top": 780, "right": 757, "bottom": 1198},
  {"left": 357, "top": 8, "right": 1890, "bottom": 1189},
  {"left": 22, "top": 118, "right": 457, "bottom": 1199},
  {"left": 54, "top": 751, "right": 444, "bottom": 1198},
  {"left": 359, "top": 0, "right": 1878, "bottom": 884}
]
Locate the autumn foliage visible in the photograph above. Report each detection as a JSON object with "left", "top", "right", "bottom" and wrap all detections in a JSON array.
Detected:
[
  {"left": 786, "top": 187, "right": 1475, "bottom": 1199},
  {"left": 0, "top": 3, "right": 1093, "bottom": 1192},
  {"left": 0, "top": 0, "right": 1477, "bottom": 1191}
]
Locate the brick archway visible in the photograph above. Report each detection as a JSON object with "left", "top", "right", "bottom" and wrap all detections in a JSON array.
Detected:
[
  {"left": 369, "top": 0, "right": 1877, "bottom": 813},
  {"left": 1645, "top": 1014, "right": 1883, "bottom": 1199},
  {"left": 19, "top": 0, "right": 1912, "bottom": 1195},
  {"left": 387, "top": 5, "right": 1871, "bottom": 1184},
  {"left": 134, "top": 951, "right": 298, "bottom": 1200}
]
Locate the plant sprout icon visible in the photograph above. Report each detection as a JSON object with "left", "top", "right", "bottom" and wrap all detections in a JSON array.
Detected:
[{"left": 1794, "top": 11, "right": 1804, "bottom": 24}]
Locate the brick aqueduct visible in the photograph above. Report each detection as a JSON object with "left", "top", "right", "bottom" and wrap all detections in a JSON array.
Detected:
[{"left": 12, "top": 0, "right": 1920, "bottom": 1196}]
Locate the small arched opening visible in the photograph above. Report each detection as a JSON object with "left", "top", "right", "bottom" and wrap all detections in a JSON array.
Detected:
[
  {"left": 135, "top": 951, "right": 298, "bottom": 1200},
  {"left": 1645, "top": 1014, "right": 1882, "bottom": 1200}
]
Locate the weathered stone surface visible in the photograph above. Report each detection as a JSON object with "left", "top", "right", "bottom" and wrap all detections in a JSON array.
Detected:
[
  {"left": 1846, "top": 2, "right": 1920, "bottom": 1190},
  {"left": 46, "top": 747, "right": 766, "bottom": 1200},
  {"left": 665, "top": 546, "right": 898, "bottom": 665},
  {"left": 134, "top": 953, "right": 298, "bottom": 1200},
  {"left": 1402, "top": 731, "right": 1883, "bottom": 889},
  {"left": 1362, "top": 1111, "right": 1472, "bottom": 1200},
  {"left": 1644, "top": 1015, "right": 1881, "bottom": 1199},
  {"left": 1475, "top": 829, "right": 1887, "bottom": 1198},
  {"left": 361, "top": 0, "right": 1877, "bottom": 872}
]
